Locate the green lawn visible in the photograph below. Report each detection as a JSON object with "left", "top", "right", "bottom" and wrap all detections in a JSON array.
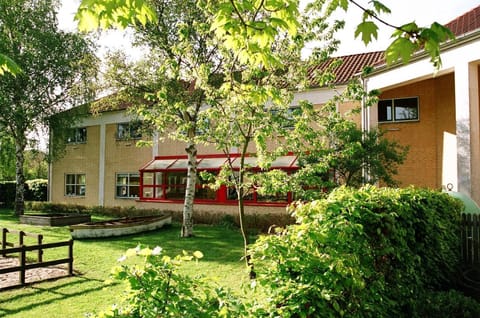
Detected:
[{"left": 0, "top": 209, "right": 250, "bottom": 317}]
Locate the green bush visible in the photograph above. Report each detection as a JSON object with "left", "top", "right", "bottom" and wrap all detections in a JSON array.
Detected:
[
  {"left": 25, "top": 179, "right": 48, "bottom": 201},
  {"left": 88, "top": 246, "right": 246, "bottom": 318},
  {"left": 251, "top": 186, "right": 469, "bottom": 317}
]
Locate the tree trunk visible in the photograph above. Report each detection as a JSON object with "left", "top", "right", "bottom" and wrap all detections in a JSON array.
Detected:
[
  {"left": 181, "top": 142, "right": 197, "bottom": 237},
  {"left": 237, "top": 154, "right": 256, "bottom": 279},
  {"left": 14, "top": 135, "right": 27, "bottom": 216}
]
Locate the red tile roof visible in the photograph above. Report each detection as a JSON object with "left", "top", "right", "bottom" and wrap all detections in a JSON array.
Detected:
[
  {"left": 308, "top": 51, "right": 385, "bottom": 86},
  {"left": 445, "top": 5, "right": 480, "bottom": 37}
]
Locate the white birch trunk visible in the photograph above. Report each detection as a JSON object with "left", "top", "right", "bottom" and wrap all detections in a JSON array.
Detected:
[{"left": 181, "top": 142, "right": 197, "bottom": 237}]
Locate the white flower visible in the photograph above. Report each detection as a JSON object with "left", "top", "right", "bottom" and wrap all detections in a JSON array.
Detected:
[{"left": 152, "top": 246, "right": 162, "bottom": 255}]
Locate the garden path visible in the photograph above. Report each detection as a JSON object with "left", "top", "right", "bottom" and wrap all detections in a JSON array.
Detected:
[{"left": 0, "top": 256, "right": 68, "bottom": 290}]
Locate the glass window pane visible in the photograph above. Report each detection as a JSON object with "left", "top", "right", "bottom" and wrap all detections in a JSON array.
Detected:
[
  {"left": 66, "top": 174, "right": 75, "bottom": 184},
  {"left": 378, "top": 100, "right": 393, "bottom": 122},
  {"left": 77, "top": 174, "right": 86, "bottom": 185},
  {"left": 394, "top": 97, "right": 418, "bottom": 121},
  {"left": 143, "top": 187, "right": 154, "bottom": 198},
  {"left": 130, "top": 174, "right": 140, "bottom": 185},
  {"left": 143, "top": 172, "right": 154, "bottom": 185},
  {"left": 66, "top": 185, "right": 75, "bottom": 195},
  {"left": 130, "top": 186, "right": 140, "bottom": 198},
  {"left": 117, "top": 174, "right": 128, "bottom": 185},
  {"left": 155, "top": 172, "right": 163, "bottom": 185},
  {"left": 117, "top": 186, "right": 128, "bottom": 197},
  {"left": 155, "top": 187, "right": 163, "bottom": 199}
]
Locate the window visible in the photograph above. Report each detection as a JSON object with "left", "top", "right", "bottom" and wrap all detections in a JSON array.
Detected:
[
  {"left": 378, "top": 97, "right": 419, "bottom": 122},
  {"left": 65, "top": 174, "right": 86, "bottom": 196},
  {"left": 116, "top": 173, "right": 140, "bottom": 198},
  {"left": 116, "top": 122, "right": 142, "bottom": 140},
  {"left": 66, "top": 127, "right": 87, "bottom": 143}
]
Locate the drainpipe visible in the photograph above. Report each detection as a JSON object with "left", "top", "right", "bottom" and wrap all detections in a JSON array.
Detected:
[{"left": 361, "top": 76, "right": 370, "bottom": 185}]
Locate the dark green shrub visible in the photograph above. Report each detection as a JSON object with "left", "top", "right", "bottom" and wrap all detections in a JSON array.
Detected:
[
  {"left": 0, "top": 181, "right": 16, "bottom": 208},
  {"left": 251, "top": 186, "right": 465, "bottom": 317},
  {"left": 412, "top": 290, "right": 480, "bottom": 318}
]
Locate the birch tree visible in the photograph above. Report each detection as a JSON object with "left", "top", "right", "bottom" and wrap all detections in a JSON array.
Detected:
[
  {"left": 91, "top": 0, "right": 222, "bottom": 238},
  {"left": 0, "top": 0, "right": 97, "bottom": 215}
]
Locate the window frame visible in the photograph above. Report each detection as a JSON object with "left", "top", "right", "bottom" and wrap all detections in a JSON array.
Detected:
[
  {"left": 115, "top": 172, "right": 140, "bottom": 199},
  {"left": 65, "top": 173, "right": 86, "bottom": 197},
  {"left": 139, "top": 155, "right": 298, "bottom": 206},
  {"left": 116, "top": 121, "right": 142, "bottom": 140},
  {"left": 378, "top": 97, "right": 419, "bottom": 123},
  {"left": 66, "top": 127, "right": 87, "bottom": 144}
]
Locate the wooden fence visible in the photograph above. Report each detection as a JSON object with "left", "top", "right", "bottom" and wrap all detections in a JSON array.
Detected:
[
  {"left": 0, "top": 228, "right": 73, "bottom": 290},
  {"left": 461, "top": 214, "right": 480, "bottom": 266}
]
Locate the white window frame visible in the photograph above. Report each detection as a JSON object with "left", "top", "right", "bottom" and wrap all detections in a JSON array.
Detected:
[
  {"left": 115, "top": 173, "right": 140, "bottom": 199},
  {"left": 65, "top": 173, "right": 86, "bottom": 197}
]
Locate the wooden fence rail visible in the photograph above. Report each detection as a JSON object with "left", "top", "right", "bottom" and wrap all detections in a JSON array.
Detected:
[
  {"left": 0, "top": 228, "right": 73, "bottom": 290},
  {"left": 1, "top": 228, "right": 44, "bottom": 262}
]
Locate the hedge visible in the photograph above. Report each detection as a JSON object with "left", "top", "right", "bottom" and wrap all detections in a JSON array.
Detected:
[{"left": 0, "top": 179, "right": 48, "bottom": 208}]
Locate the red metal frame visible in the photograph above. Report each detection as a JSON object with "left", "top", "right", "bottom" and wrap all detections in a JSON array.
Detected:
[{"left": 138, "top": 153, "right": 298, "bottom": 206}]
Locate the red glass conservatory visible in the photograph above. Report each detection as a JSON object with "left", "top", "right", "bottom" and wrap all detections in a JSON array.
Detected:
[{"left": 139, "top": 154, "right": 299, "bottom": 206}]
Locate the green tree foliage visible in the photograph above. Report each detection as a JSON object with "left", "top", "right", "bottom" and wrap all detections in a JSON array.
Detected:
[
  {"left": 0, "top": 134, "right": 15, "bottom": 180},
  {"left": 0, "top": 0, "right": 98, "bottom": 215},
  {"left": 0, "top": 52, "right": 21, "bottom": 76}
]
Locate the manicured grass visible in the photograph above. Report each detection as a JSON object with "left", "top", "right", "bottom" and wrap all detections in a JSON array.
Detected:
[{"left": 0, "top": 209, "right": 250, "bottom": 317}]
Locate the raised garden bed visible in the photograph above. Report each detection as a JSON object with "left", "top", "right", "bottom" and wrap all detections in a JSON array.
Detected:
[
  {"left": 69, "top": 215, "right": 172, "bottom": 239},
  {"left": 19, "top": 214, "right": 91, "bottom": 226}
]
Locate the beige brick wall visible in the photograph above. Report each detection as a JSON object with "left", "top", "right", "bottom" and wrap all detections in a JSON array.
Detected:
[
  {"left": 51, "top": 125, "right": 100, "bottom": 206},
  {"left": 104, "top": 123, "right": 153, "bottom": 207},
  {"left": 379, "top": 73, "right": 455, "bottom": 189}
]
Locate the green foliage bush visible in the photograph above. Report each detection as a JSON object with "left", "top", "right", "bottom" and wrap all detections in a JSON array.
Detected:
[
  {"left": 25, "top": 179, "right": 48, "bottom": 201},
  {"left": 0, "top": 179, "right": 48, "bottom": 208},
  {"left": 87, "top": 246, "right": 246, "bottom": 318},
  {"left": 251, "top": 186, "right": 473, "bottom": 317},
  {"left": 93, "top": 186, "right": 479, "bottom": 317}
]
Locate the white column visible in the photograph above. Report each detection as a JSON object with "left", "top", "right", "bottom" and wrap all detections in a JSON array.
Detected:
[
  {"left": 469, "top": 63, "right": 480, "bottom": 203},
  {"left": 454, "top": 62, "right": 474, "bottom": 196},
  {"left": 98, "top": 123, "right": 106, "bottom": 206}
]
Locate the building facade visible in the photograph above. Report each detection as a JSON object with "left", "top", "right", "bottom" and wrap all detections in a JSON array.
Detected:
[{"left": 49, "top": 4, "right": 480, "bottom": 212}]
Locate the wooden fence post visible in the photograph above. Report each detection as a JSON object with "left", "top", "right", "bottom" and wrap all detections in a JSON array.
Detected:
[
  {"left": 1, "top": 228, "right": 7, "bottom": 257},
  {"left": 19, "top": 246, "right": 26, "bottom": 286},
  {"left": 19, "top": 231, "right": 25, "bottom": 246},
  {"left": 38, "top": 234, "right": 43, "bottom": 263},
  {"left": 68, "top": 240, "right": 74, "bottom": 276}
]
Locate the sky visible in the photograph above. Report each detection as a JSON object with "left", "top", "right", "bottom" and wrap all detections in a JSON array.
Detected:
[{"left": 58, "top": 0, "right": 480, "bottom": 58}]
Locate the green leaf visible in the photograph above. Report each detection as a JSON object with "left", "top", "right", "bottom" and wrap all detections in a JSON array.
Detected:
[
  {"left": 354, "top": 21, "right": 378, "bottom": 45},
  {"left": 385, "top": 37, "right": 416, "bottom": 65}
]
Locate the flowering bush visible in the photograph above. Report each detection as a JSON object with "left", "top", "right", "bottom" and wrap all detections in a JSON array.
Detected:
[{"left": 87, "top": 245, "right": 246, "bottom": 318}]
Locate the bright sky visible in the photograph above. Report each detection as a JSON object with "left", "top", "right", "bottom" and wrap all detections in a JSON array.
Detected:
[{"left": 58, "top": 0, "right": 480, "bottom": 58}]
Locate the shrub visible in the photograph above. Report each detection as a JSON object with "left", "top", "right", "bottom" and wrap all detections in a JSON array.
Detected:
[
  {"left": 88, "top": 246, "right": 246, "bottom": 318},
  {"left": 250, "top": 186, "right": 467, "bottom": 317},
  {"left": 25, "top": 179, "right": 48, "bottom": 201}
]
